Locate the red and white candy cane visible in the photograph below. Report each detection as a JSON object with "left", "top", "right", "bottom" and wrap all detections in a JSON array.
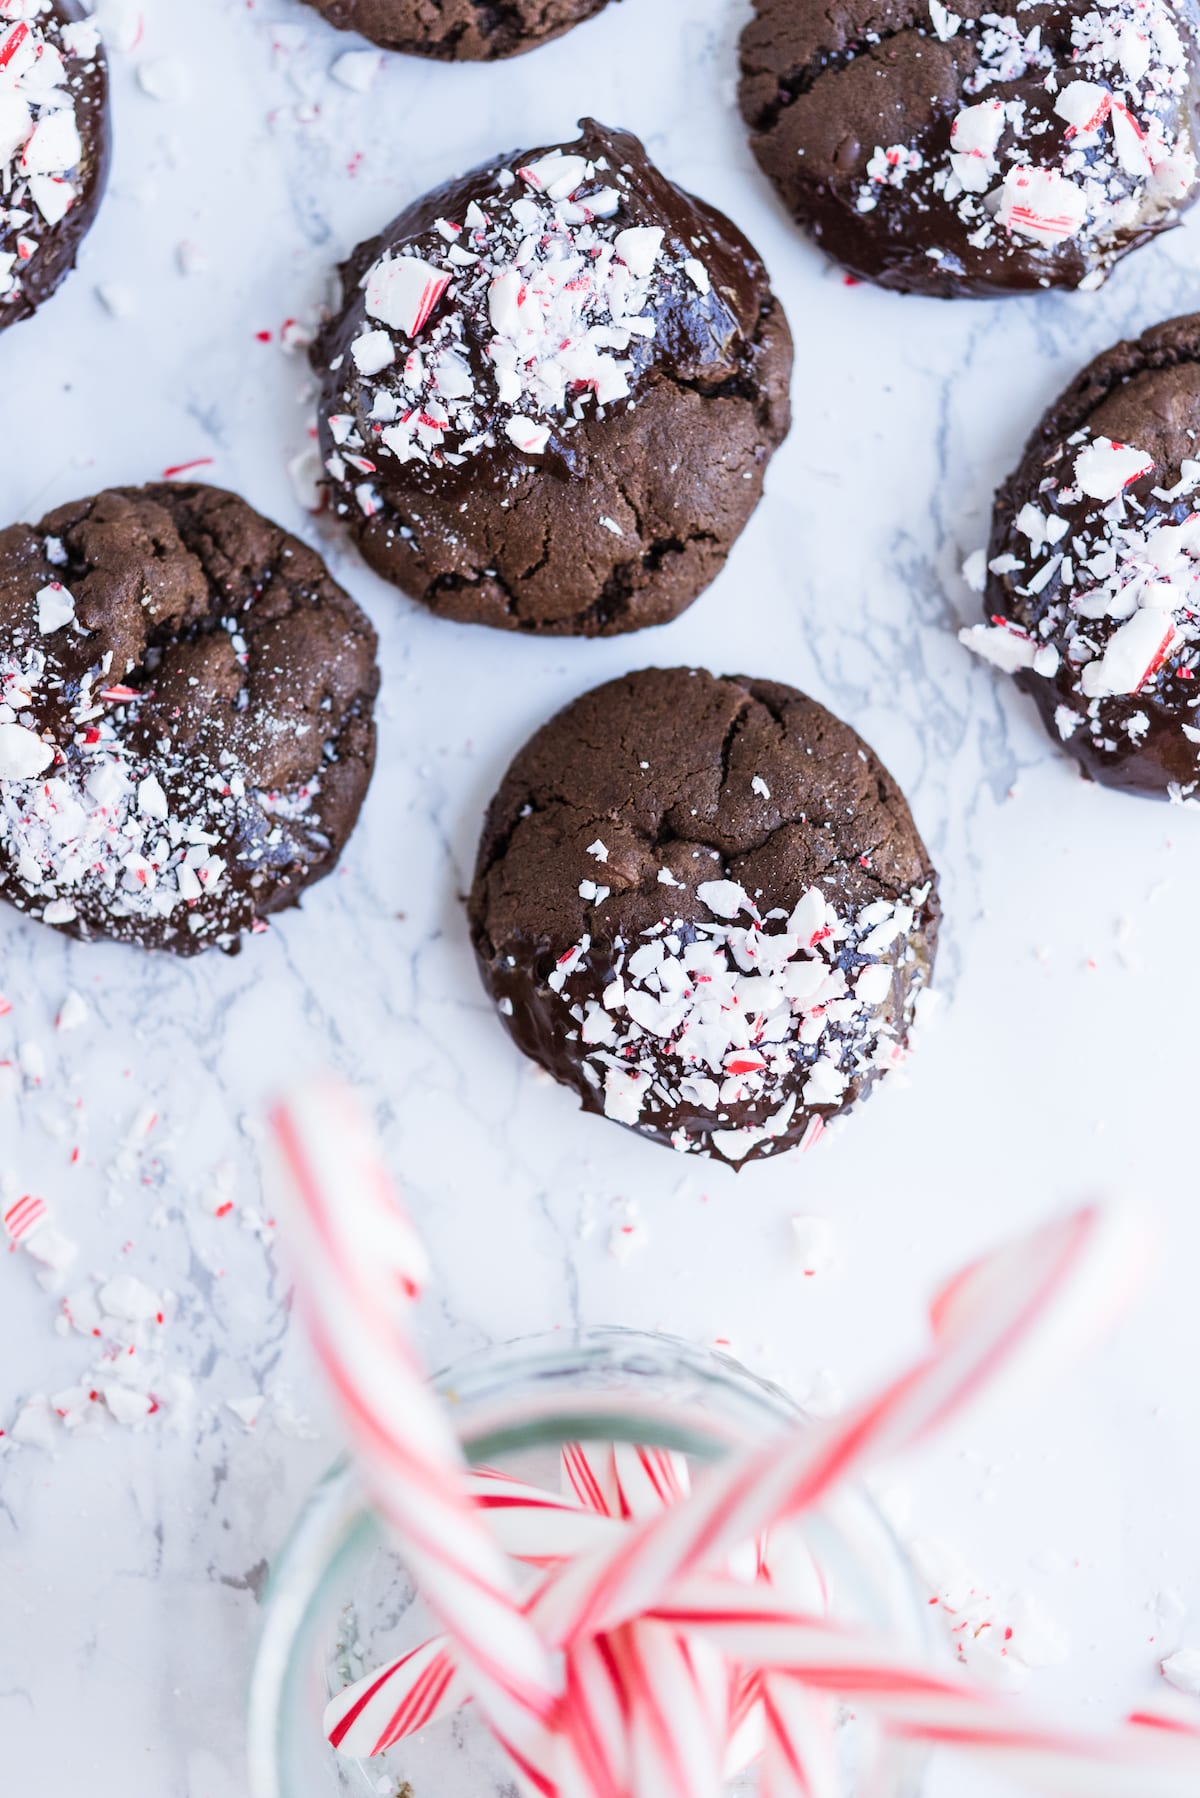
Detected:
[
  {"left": 760, "top": 1676, "right": 841, "bottom": 1798},
  {"left": 267, "top": 1080, "right": 561, "bottom": 1777},
  {"left": 468, "top": 1465, "right": 623, "bottom": 1565},
  {"left": 325, "top": 1638, "right": 468, "bottom": 1758},
  {"left": 322, "top": 1461, "right": 621, "bottom": 1765},
  {"left": 558, "top": 1440, "right": 727, "bottom": 1798},
  {"left": 883, "top": 1699, "right": 1200, "bottom": 1797},
  {"left": 530, "top": 1208, "right": 1142, "bottom": 1650},
  {"left": 645, "top": 1582, "right": 1200, "bottom": 1797}
]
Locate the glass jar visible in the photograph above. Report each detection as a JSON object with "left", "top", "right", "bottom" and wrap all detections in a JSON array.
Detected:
[{"left": 248, "top": 1328, "right": 930, "bottom": 1798}]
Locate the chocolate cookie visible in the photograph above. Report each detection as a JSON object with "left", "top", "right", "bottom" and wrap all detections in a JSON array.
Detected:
[
  {"left": 468, "top": 669, "right": 939, "bottom": 1166},
  {"left": 312, "top": 121, "right": 792, "bottom": 636},
  {"left": 0, "top": 484, "right": 379, "bottom": 952},
  {"left": 739, "top": 0, "right": 1200, "bottom": 297},
  {"left": 301, "top": 0, "right": 616, "bottom": 59},
  {"left": 0, "top": 2, "right": 109, "bottom": 334},
  {"left": 965, "top": 313, "right": 1200, "bottom": 797}
]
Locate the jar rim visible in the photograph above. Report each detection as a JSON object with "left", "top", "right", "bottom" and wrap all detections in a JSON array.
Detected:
[{"left": 248, "top": 1327, "right": 930, "bottom": 1798}]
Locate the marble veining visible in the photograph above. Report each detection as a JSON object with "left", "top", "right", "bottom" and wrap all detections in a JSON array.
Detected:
[{"left": 3, "top": 0, "right": 1200, "bottom": 1792}]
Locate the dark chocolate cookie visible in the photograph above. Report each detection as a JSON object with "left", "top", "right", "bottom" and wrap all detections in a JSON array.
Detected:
[
  {"left": 0, "top": 483, "right": 379, "bottom": 952},
  {"left": 469, "top": 668, "right": 939, "bottom": 1166},
  {"left": 311, "top": 120, "right": 793, "bottom": 636},
  {"left": 739, "top": 0, "right": 1200, "bottom": 297},
  {"left": 0, "top": 1, "right": 109, "bottom": 333},
  {"left": 966, "top": 313, "right": 1200, "bottom": 797},
  {"left": 302, "top": 0, "right": 616, "bottom": 59}
]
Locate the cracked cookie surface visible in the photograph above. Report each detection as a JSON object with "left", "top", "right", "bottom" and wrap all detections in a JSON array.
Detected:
[
  {"left": 312, "top": 120, "right": 792, "bottom": 636},
  {"left": 468, "top": 667, "right": 939, "bottom": 1165},
  {"left": 968, "top": 312, "right": 1200, "bottom": 796},
  {"left": 0, "top": 483, "right": 379, "bottom": 953},
  {"left": 739, "top": 0, "right": 1200, "bottom": 297},
  {"left": 301, "top": 0, "right": 616, "bottom": 59}
]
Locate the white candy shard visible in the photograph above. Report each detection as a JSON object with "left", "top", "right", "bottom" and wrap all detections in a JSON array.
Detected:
[
  {"left": 505, "top": 415, "right": 550, "bottom": 455},
  {"left": 791, "top": 1214, "right": 837, "bottom": 1275},
  {"left": 1161, "top": 1648, "right": 1200, "bottom": 1696},
  {"left": 929, "top": 0, "right": 962, "bottom": 38},
  {"left": 1053, "top": 81, "right": 1111, "bottom": 135},
  {"left": 97, "top": 1274, "right": 161, "bottom": 1324},
  {"left": 1074, "top": 436, "right": 1155, "bottom": 501},
  {"left": 21, "top": 110, "right": 81, "bottom": 176},
  {"left": 519, "top": 153, "right": 588, "bottom": 199},
  {"left": 35, "top": 583, "right": 74, "bottom": 634},
  {"left": 1080, "top": 608, "right": 1176, "bottom": 697},
  {"left": 330, "top": 49, "right": 381, "bottom": 91},
  {"left": 697, "top": 879, "right": 752, "bottom": 919},
  {"left": 997, "top": 166, "right": 1088, "bottom": 244},
  {"left": 949, "top": 100, "right": 1005, "bottom": 192},
  {"left": 365, "top": 256, "right": 450, "bottom": 337},
  {"left": 959, "top": 620, "right": 1040, "bottom": 674},
  {"left": 351, "top": 329, "right": 394, "bottom": 375},
  {"left": 0, "top": 722, "right": 52, "bottom": 780},
  {"left": 613, "top": 226, "right": 663, "bottom": 278},
  {"left": 56, "top": 990, "right": 89, "bottom": 1032}
]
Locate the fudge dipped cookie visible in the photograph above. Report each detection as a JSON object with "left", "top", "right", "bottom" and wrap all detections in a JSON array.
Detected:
[
  {"left": 0, "top": 484, "right": 379, "bottom": 951},
  {"left": 0, "top": 1, "right": 109, "bottom": 334},
  {"left": 738, "top": 0, "right": 1200, "bottom": 297},
  {"left": 301, "top": 0, "right": 617, "bottom": 60},
  {"left": 312, "top": 121, "right": 792, "bottom": 635},
  {"left": 469, "top": 669, "right": 939, "bottom": 1166},
  {"left": 965, "top": 313, "right": 1200, "bottom": 797}
]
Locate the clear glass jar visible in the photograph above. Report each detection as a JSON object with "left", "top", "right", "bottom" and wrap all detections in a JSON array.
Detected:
[{"left": 249, "top": 1329, "right": 930, "bottom": 1798}]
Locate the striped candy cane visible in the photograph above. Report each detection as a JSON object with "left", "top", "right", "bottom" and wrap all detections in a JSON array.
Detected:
[
  {"left": 289, "top": 1128, "right": 1171, "bottom": 1798},
  {"left": 529, "top": 1208, "right": 1141, "bottom": 1650},
  {"left": 643, "top": 1582, "right": 1200, "bottom": 1796},
  {"left": 267, "top": 1080, "right": 562, "bottom": 1780},
  {"left": 325, "top": 1638, "right": 468, "bottom": 1757},
  {"left": 322, "top": 1462, "right": 620, "bottom": 1762},
  {"left": 760, "top": 1676, "right": 841, "bottom": 1798},
  {"left": 564, "top": 1440, "right": 725, "bottom": 1798},
  {"left": 468, "top": 1465, "right": 624, "bottom": 1565}
]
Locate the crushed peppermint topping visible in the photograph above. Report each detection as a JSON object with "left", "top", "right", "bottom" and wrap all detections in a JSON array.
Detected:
[
  {"left": 963, "top": 429, "right": 1200, "bottom": 777},
  {"left": 547, "top": 873, "right": 932, "bottom": 1165},
  {"left": 854, "top": 0, "right": 1198, "bottom": 278},
  {"left": 0, "top": 0, "right": 102, "bottom": 313},
  {"left": 0, "top": 559, "right": 323, "bottom": 947},
  {"left": 858, "top": 144, "right": 926, "bottom": 209},
  {"left": 324, "top": 142, "right": 712, "bottom": 495}
]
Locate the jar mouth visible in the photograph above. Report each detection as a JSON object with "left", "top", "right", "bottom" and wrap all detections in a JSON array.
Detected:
[{"left": 248, "top": 1326, "right": 931, "bottom": 1798}]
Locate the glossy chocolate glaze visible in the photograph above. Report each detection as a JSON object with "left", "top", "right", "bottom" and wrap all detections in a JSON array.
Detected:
[
  {"left": 739, "top": 0, "right": 1200, "bottom": 297},
  {"left": 311, "top": 119, "right": 793, "bottom": 635},
  {"left": 0, "top": 0, "right": 110, "bottom": 334},
  {"left": 985, "top": 313, "right": 1200, "bottom": 795}
]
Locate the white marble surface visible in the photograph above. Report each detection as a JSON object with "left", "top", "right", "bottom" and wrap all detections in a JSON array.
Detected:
[{"left": 4, "top": 0, "right": 1200, "bottom": 1792}]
